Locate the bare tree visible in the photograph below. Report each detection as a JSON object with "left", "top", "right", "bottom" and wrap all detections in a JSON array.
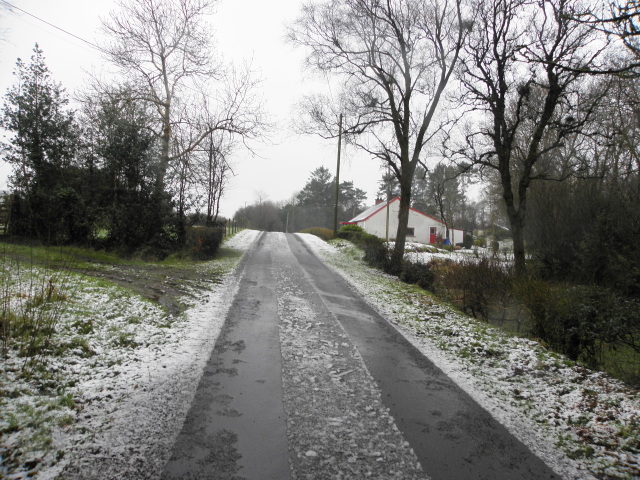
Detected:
[
  {"left": 575, "top": 0, "right": 640, "bottom": 64},
  {"left": 455, "top": 0, "right": 612, "bottom": 275},
  {"left": 100, "top": 0, "right": 216, "bottom": 198},
  {"left": 170, "top": 119, "right": 201, "bottom": 232},
  {"left": 199, "top": 129, "right": 233, "bottom": 225},
  {"left": 168, "top": 98, "right": 239, "bottom": 228},
  {"left": 428, "top": 164, "right": 466, "bottom": 242},
  {"left": 100, "top": 0, "right": 265, "bottom": 206},
  {"left": 289, "top": 0, "right": 469, "bottom": 269}
]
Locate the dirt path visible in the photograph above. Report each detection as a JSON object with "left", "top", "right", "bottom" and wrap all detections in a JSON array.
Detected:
[
  {"left": 82, "top": 262, "right": 220, "bottom": 316},
  {"left": 161, "top": 232, "right": 559, "bottom": 479},
  {"left": 3, "top": 246, "right": 225, "bottom": 316}
]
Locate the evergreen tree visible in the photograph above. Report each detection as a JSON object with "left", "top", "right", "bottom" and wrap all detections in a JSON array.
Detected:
[
  {"left": 295, "top": 167, "right": 367, "bottom": 229},
  {"left": 297, "top": 166, "right": 334, "bottom": 208},
  {"left": 339, "top": 181, "right": 367, "bottom": 219},
  {"left": 376, "top": 171, "right": 400, "bottom": 201},
  {"left": 1, "top": 44, "right": 80, "bottom": 242},
  {"left": 296, "top": 166, "right": 335, "bottom": 229}
]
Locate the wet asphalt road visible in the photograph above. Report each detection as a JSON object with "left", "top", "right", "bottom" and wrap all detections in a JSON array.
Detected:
[{"left": 162, "top": 232, "right": 558, "bottom": 479}]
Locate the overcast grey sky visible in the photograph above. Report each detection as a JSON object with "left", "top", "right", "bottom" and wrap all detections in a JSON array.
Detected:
[{"left": 0, "top": 0, "right": 384, "bottom": 218}]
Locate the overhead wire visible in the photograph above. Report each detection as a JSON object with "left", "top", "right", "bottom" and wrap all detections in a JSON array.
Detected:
[
  {"left": 0, "top": 0, "right": 106, "bottom": 54},
  {"left": 0, "top": 1, "right": 247, "bottom": 111}
]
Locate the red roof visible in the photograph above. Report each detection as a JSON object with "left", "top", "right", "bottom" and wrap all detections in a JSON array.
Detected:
[{"left": 349, "top": 197, "right": 448, "bottom": 225}]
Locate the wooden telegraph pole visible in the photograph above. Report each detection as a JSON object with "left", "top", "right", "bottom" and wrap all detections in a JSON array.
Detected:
[{"left": 333, "top": 113, "right": 343, "bottom": 238}]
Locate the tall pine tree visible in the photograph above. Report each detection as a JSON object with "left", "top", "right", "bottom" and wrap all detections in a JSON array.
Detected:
[{"left": 1, "top": 44, "right": 79, "bottom": 242}]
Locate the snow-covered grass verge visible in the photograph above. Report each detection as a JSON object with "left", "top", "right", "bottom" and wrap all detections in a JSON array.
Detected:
[
  {"left": 0, "top": 230, "right": 259, "bottom": 480},
  {"left": 401, "top": 241, "right": 515, "bottom": 265},
  {"left": 298, "top": 234, "right": 640, "bottom": 480}
]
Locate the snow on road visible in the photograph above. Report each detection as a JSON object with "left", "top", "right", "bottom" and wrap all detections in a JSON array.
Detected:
[
  {"left": 298, "top": 233, "right": 639, "bottom": 480},
  {"left": 60, "top": 230, "right": 261, "bottom": 480},
  {"left": 1, "top": 230, "right": 260, "bottom": 479},
  {"left": 274, "top": 234, "right": 426, "bottom": 479},
  {"left": 2, "top": 230, "right": 638, "bottom": 479}
]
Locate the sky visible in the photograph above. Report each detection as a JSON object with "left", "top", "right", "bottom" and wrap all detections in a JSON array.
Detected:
[{"left": 0, "top": 0, "right": 386, "bottom": 218}]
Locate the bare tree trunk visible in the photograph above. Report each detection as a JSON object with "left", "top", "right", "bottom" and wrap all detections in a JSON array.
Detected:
[
  {"left": 391, "top": 186, "right": 412, "bottom": 272},
  {"left": 503, "top": 198, "right": 527, "bottom": 276},
  {"left": 156, "top": 109, "right": 172, "bottom": 199}
]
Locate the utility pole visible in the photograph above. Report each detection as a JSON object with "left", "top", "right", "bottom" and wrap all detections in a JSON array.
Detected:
[
  {"left": 386, "top": 164, "right": 391, "bottom": 242},
  {"left": 333, "top": 113, "right": 343, "bottom": 238}
]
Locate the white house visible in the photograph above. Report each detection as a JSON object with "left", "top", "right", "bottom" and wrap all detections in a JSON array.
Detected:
[{"left": 343, "top": 197, "right": 466, "bottom": 245}]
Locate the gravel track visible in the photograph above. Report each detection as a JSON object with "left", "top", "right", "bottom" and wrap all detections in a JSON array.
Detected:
[{"left": 275, "top": 235, "right": 426, "bottom": 479}]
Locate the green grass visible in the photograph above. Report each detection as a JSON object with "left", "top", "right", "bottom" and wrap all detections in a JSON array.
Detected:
[
  {"left": 1, "top": 239, "right": 238, "bottom": 272},
  {"left": 1, "top": 241, "right": 126, "bottom": 269},
  {"left": 597, "top": 343, "right": 640, "bottom": 388},
  {"left": 0, "top": 394, "right": 77, "bottom": 471}
]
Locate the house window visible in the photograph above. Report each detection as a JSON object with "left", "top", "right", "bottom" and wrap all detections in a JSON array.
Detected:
[{"left": 407, "top": 227, "right": 415, "bottom": 236}]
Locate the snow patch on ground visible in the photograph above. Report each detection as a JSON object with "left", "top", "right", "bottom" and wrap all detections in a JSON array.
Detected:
[
  {"left": 3, "top": 230, "right": 637, "bottom": 479},
  {"left": 400, "top": 241, "right": 515, "bottom": 265},
  {"left": 297, "top": 233, "right": 640, "bottom": 480},
  {"left": 1, "top": 230, "right": 259, "bottom": 480}
]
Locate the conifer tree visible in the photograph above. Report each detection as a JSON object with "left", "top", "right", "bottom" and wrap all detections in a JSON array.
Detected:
[{"left": 1, "top": 44, "right": 79, "bottom": 241}]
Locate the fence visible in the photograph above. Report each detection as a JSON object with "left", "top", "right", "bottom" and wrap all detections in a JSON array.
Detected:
[{"left": 225, "top": 218, "right": 244, "bottom": 237}]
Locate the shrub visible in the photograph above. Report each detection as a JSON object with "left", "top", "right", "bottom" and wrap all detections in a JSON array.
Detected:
[
  {"left": 399, "top": 259, "right": 437, "bottom": 291},
  {"left": 361, "top": 235, "right": 388, "bottom": 268},
  {"left": 300, "top": 227, "right": 335, "bottom": 241},
  {"left": 339, "top": 224, "right": 364, "bottom": 233},
  {"left": 184, "top": 225, "right": 225, "bottom": 260},
  {"left": 514, "top": 281, "right": 640, "bottom": 371},
  {"left": 139, "top": 225, "right": 180, "bottom": 260},
  {"left": 434, "top": 257, "right": 512, "bottom": 320},
  {"left": 337, "top": 230, "right": 358, "bottom": 242},
  {"left": 335, "top": 229, "right": 394, "bottom": 271},
  {"left": 356, "top": 233, "right": 392, "bottom": 271}
]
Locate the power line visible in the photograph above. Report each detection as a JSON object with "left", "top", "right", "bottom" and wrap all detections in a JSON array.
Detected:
[
  {"left": 0, "top": 0, "right": 241, "bottom": 106},
  {"left": 0, "top": 0, "right": 106, "bottom": 53}
]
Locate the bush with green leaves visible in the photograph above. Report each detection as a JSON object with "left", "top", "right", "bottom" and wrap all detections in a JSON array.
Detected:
[
  {"left": 514, "top": 281, "right": 640, "bottom": 373},
  {"left": 399, "top": 259, "right": 437, "bottom": 291},
  {"left": 363, "top": 235, "right": 394, "bottom": 272},
  {"left": 336, "top": 229, "right": 393, "bottom": 272},
  {"left": 184, "top": 225, "right": 226, "bottom": 260},
  {"left": 474, "top": 236, "right": 487, "bottom": 248},
  {"left": 339, "top": 224, "right": 364, "bottom": 233}
]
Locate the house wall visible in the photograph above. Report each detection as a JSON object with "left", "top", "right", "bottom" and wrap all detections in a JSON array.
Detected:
[
  {"left": 356, "top": 200, "right": 465, "bottom": 245},
  {"left": 448, "top": 228, "right": 466, "bottom": 245}
]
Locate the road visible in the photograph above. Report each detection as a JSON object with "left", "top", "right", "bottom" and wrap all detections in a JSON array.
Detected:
[{"left": 162, "top": 232, "right": 559, "bottom": 479}]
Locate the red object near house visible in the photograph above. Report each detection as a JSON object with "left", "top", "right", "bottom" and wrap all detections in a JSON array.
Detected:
[{"left": 429, "top": 227, "right": 437, "bottom": 244}]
